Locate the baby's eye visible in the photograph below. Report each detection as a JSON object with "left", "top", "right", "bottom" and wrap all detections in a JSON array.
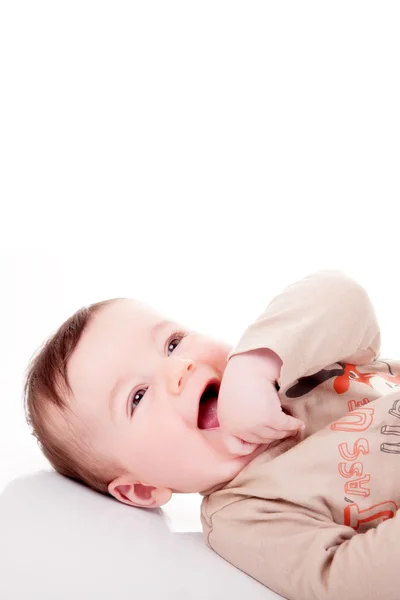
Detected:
[
  {"left": 166, "top": 332, "right": 186, "bottom": 356},
  {"left": 130, "top": 388, "right": 147, "bottom": 413}
]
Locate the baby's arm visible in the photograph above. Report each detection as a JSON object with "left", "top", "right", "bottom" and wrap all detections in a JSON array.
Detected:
[
  {"left": 218, "top": 270, "right": 381, "bottom": 450},
  {"left": 208, "top": 499, "right": 400, "bottom": 600},
  {"left": 204, "top": 392, "right": 400, "bottom": 600},
  {"left": 229, "top": 269, "right": 381, "bottom": 392}
]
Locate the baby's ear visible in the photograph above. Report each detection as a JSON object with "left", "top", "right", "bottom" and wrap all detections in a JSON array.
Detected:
[{"left": 108, "top": 477, "right": 172, "bottom": 508}]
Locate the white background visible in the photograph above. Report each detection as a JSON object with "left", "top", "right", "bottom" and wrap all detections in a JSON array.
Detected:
[{"left": 0, "top": 2, "right": 399, "bottom": 599}]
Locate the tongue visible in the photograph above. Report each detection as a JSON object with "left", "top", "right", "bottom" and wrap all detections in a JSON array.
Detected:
[{"left": 198, "top": 396, "right": 219, "bottom": 430}]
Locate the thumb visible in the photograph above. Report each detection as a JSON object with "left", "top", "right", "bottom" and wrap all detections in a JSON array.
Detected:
[{"left": 271, "top": 412, "right": 305, "bottom": 432}]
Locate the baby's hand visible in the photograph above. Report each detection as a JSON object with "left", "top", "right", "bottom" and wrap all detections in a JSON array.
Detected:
[{"left": 218, "top": 349, "right": 305, "bottom": 456}]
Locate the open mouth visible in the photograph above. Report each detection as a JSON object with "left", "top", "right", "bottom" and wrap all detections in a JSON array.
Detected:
[{"left": 197, "top": 380, "right": 220, "bottom": 430}]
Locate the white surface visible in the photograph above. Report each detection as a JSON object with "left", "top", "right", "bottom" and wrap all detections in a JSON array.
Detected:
[
  {"left": 1, "top": 1, "right": 400, "bottom": 599},
  {"left": 0, "top": 461, "right": 281, "bottom": 600}
]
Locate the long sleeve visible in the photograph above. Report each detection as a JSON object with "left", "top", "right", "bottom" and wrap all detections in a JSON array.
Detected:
[
  {"left": 201, "top": 391, "right": 400, "bottom": 600},
  {"left": 228, "top": 270, "right": 381, "bottom": 391},
  {"left": 205, "top": 498, "right": 400, "bottom": 600}
]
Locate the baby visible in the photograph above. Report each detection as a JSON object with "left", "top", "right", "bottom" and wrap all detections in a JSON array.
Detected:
[{"left": 24, "top": 270, "right": 400, "bottom": 600}]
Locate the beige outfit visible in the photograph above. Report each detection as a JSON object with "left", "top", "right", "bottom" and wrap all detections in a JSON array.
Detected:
[{"left": 200, "top": 270, "right": 400, "bottom": 600}]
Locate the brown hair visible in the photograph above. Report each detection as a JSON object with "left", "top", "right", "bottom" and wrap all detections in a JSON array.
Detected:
[{"left": 24, "top": 299, "right": 122, "bottom": 496}]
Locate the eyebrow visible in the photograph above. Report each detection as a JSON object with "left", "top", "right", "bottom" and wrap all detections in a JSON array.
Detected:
[{"left": 108, "top": 318, "right": 171, "bottom": 421}]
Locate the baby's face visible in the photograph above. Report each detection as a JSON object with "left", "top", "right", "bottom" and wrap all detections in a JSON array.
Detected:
[{"left": 65, "top": 299, "right": 254, "bottom": 504}]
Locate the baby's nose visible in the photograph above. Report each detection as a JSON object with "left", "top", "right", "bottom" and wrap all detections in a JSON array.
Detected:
[{"left": 165, "top": 357, "right": 195, "bottom": 395}]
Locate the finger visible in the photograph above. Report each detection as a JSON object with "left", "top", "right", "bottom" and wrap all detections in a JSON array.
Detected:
[
  {"left": 230, "top": 425, "right": 301, "bottom": 445},
  {"left": 223, "top": 434, "right": 259, "bottom": 456},
  {"left": 227, "top": 430, "right": 271, "bottom": 444},
  {"left": 268, "top": 412, "right": 305, "bottom": 431},
  {"left": 256, "top": 428, "right": 296, "bottom": 441},
  {"left": 253, "top": 425, "right": 304, "bottom": 442}
]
